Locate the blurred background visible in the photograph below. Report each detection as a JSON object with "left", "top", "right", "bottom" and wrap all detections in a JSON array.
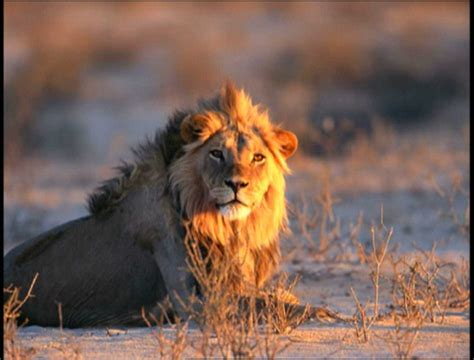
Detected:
[{"left": 4, "top": 2, "right": 469, "bottom": 252}]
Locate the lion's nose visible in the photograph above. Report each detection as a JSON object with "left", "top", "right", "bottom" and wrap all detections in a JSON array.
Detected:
[{"left": 225, "top": 179, "right": 249, "bottom": 193}]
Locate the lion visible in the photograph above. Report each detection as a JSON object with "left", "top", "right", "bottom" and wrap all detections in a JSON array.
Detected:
[{"left": 4, "top": 82, "right": 324, "bottom": 328}]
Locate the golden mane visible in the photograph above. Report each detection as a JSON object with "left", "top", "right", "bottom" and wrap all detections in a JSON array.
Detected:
[{"left": 169, "top": 82, "right": 291, "bottom": 288}]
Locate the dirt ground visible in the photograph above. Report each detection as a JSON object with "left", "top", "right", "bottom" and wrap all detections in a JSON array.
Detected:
[{"left": 15, "top": 316, "right": 469, "bottom": 359}]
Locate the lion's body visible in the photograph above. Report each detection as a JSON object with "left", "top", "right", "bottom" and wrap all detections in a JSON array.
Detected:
[
  {"left": 4, "top": 217, "right": 167, "bottom": 326},
  {"left": 4, "top": 83, "right": 298, "bottom": 327}
]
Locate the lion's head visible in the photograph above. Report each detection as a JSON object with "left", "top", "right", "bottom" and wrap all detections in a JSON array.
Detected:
[{"left": 170, "top": 82, "right": 297, "bottom": 258}]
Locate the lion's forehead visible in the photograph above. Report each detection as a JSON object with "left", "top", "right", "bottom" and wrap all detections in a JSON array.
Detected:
[{"left": 217, "top": 129, "right": 266, "bottom": 155}]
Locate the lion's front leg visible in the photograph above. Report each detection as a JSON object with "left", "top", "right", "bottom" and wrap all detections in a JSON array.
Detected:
[
  {"left": 152, "top": 234, "right": 200, "bottom": 320},
  {"left": 249, "top": 297, "right": 347, "bottom": 332}
]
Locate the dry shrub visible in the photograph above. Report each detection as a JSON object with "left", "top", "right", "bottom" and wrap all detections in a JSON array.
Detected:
[
  {"left": 443, "top": 257, "right": 470, "bottom": 309},
  {"left": 40, "top": 303, "right": 83, "bottom": 359},
  {"left": 141, "top": 302, "right": 189, "bottom": 360},
  {"left": 289, "top": 170, "right": 346, "bottom": 261},
  {"left": 350, "top": 202, "right": 469, "bottom": 347},
  {"left": 349, "top": 211, "right": 366, "bottom": 264},
  {"left": 181, "top": 236, "right": 297, "bottom": 359},
  {"left": 429, "top": 173, "right": 469, "bottom": 239},
  {"left": 43, "top": 335, "right": 83, "bottom": 360},
  {"left": 4, "top": 275, "right": 83, "bottom": 360},
  {"left": 261, "top": 274, "right": 311, "bottom": 335},
  {"left": 314, "top": 173, "right": 342, "bottom": 257},
  {"left": 376, "top": 312, "right": 424, "bottom": 360},
  {"left": 350, "top": 210, "right": 393, "bottom": 343},
  {"left": 3, "top": 274, "right": 38, "bottom": 360},
  {"left": 389, "top": 243, "right": 470, "bottom": 324},
  {"left": 289, "top": 195, "right": 319, "bottom": 256}
]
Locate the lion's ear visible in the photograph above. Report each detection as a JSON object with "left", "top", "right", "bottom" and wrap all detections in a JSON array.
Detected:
[
  {"left": 274, "top": 128, "right": 298, "bottom": 159},
  {"left": 180, "top": 114, "right": 218, "bottom": 144}
]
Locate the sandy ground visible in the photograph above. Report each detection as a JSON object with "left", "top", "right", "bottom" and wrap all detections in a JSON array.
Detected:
[{"left": 15, "top": 315, "right": 470, "bottom": 359}]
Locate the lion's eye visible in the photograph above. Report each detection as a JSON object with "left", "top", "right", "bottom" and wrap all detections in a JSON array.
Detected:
[
  {"left": 253, "top": 153, "right": 266, "bottom": 163},
  {"left": 210, "top": 149, "right": 224, "bottom": 160}
]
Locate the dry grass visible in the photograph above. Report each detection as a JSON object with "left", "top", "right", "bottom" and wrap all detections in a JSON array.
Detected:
[
  {"left": 348, "top": 209, "right": 469, "bottom": 350},
  {"left": 3, "top": 274, "right": 38, "bottom": 360},
  {"left": 141, "top": 303, "right": 189, "bottom": 360},
  {"left": 391, "top": 173, "right": 470, "bottom": 321},
  {"left": 4, "top": 275, "right": 84, "bottom": 360},
  {"left": 350, "top": 208, "right": 393, "bottom": 343},
  {"left": 289, "top": 169, "right": 346, "bottom": 262},
  {"left": 429, "top": 173, "right": 470, "bottom": 239},
  {"left": 349, "top": 211, "right": 366, "bottom": 264},
  {"left": 389, "top": 243, "right": 470, "bottom": 324},
  {"left": 41, "top": 335, "right": 83, "bottom": 360},
  {"left": 257, "top": 145, "right": 470, "bottom": 357},
  {"left": 261, "top": 274, "right": 312, "bottom": 335},
  {"left": 292, "top": 169, "right": 470, "bottom": 354},
  {"left": 376, "top": 313, "right": 424, "bottom": 360},
  {"left": 347, "top": 209, "right": 469, "bottom": 353},
  {"left": 181, "top": 236, "right": 300, "bottom": 359}
]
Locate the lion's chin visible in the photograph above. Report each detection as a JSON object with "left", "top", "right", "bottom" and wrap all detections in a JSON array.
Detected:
[{"left": 219, "top": 203, "right": 251, "bottom": 220}]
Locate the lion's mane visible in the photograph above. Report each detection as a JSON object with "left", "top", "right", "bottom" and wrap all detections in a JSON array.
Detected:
[{"left": 87, "top": 82, "right": 291, "bottom": 289}]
